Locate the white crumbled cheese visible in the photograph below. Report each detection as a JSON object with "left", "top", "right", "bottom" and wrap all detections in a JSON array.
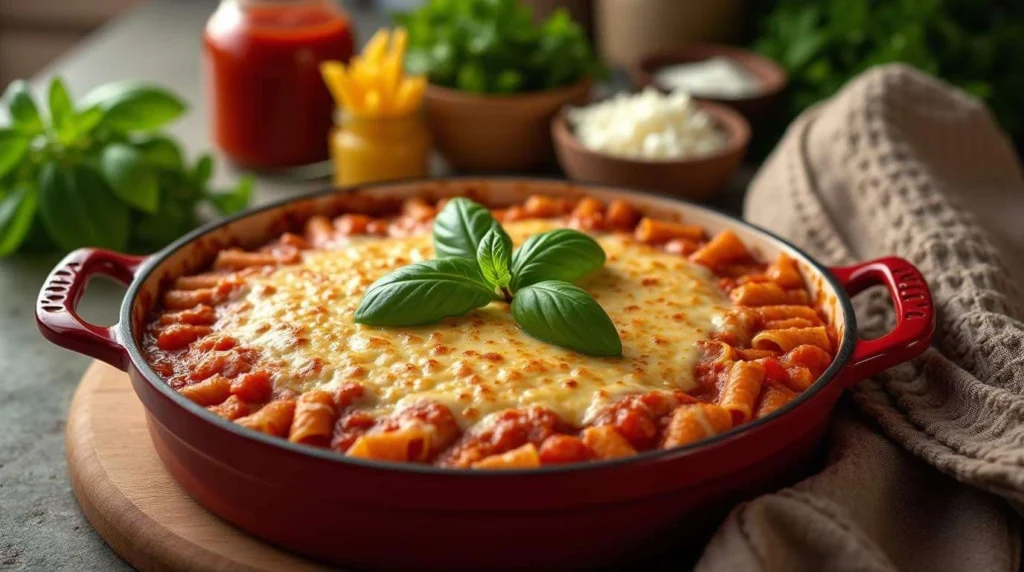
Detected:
[
  {"left": 567, "top": 88, "right": 726, "bottom": 161},
  {"left": 654, "top": 57, "right": 762, "bottom": 100}
]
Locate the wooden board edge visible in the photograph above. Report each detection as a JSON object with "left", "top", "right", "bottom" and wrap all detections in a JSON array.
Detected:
[{"left": 65, "top": 361, "right": 260, "bottom": 572}]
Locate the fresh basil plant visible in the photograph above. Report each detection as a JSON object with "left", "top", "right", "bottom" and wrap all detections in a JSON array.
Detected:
[
  {"left": 355, "top": 197, "right": 622, "bottom": 357},
  {"left": 0, "top": 78, "right": 252, "bottom": 256}
]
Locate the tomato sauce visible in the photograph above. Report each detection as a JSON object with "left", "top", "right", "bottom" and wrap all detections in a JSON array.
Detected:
[{"left": 203, "top": 0, "right": 355, "bottom": 169}]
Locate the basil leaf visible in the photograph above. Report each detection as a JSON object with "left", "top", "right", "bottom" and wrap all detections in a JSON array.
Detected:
[
  {"left": 206, "top": 176, "right": 253, "bottom": 215},
  {"left": 0, "top": 183, "right": 38, "bottom": 257},
  {"left": 192, "top": 153, "right": 213, "bottom": 188},
  {"left": 510, "top": 228, "right": 605, "bottom": 290},
  {"left": 158, "top": 171, "right": 196, "bottom": 201},
  {"left": 83, "top": 82, "right": 186, "bottom": 132},
  {"left": 74, "top": 105, "right": 105, "bottom": 136},
  {"left": 134, "top": 135, "right": 184, "bottom": 171},
  {"left": 134, "top": 196, "right": 194, "bottom": 250},
  {"left": 3, "top": 80, "right": 43, "bottom": 135},
  {"left": 477, "top": 226, "right": 512, "bottom": 289},
  {"left": 511, "top": 280, "right": 622, "bottom": 357},
  {"left": 0, "top": 130, "right": 29, "bottom": 180},
  {"left": 19, "top": 211, "right": 56, "bottom": 253},
  {"left": 433, "top": 197, "right": 499, "bottom": 259},
  {"left": 38, "top": 162, "right": 129, "bottom": 251},
  {"left": 101, "top": 143, "right": 160, "bottom": 213},
  {"left": 355, "top": 258, "right": 495, "bottom": 326},
  {"left": 48, "top": 78, "right": 74, "bottom": 138}
]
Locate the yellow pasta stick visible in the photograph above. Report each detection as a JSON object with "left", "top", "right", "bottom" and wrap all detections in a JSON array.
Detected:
[
  {"left": 362, "top": 29, "right": 390, "bottom": 65},
  {"left": 319, "top": 61, "right": 356, "bottom": 110},
  {"left": 364, "top": 90, "right": 381, "bottom": 115},
  {"left": 388, "top": 28, "right": 408, "bottom": 64},
  {"left": 382, "top": 27, "right": 408, "bottom": 103},
  {"left": 378, "top": 59, "right": 399, "bottom": 111},
  {"left": 393, "top": 76, "right": 426, "bottom": 115},
  {"left": 392, "top": 79, "right": 414, "bottom": 115},
  {"left": 352, "top": 56, "right": 383, "bottom": 101}
]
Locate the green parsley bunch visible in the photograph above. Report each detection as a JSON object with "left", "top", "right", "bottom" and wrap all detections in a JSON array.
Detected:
[{"left": 394, "top": 0, "right": 604, "bottom": 94}]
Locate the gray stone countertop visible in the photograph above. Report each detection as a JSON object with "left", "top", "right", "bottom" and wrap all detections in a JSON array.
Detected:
[{"left": 0, "top": 1, "right": 748, "bottom": 569}]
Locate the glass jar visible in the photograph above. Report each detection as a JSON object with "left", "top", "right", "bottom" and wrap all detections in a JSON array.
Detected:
[
  {"left": 203, "top": 0, "right": 355, "bottom": 169},
  {"left": 331, "top": 111, "right": 431, "bottom": 187}
]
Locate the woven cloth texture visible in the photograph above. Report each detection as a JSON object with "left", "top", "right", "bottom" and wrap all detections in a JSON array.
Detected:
[{"left": 697, "top": 64, "right": 1024, "bottom": 571}]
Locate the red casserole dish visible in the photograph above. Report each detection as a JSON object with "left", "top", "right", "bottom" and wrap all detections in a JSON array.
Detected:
[{"left": 37, "top": 178, "right": 933, "bottom": 570}]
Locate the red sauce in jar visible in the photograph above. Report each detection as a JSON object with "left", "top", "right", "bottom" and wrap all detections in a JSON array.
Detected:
[{"left": 203, "top": 0, "right": 354, "bottom": 169}]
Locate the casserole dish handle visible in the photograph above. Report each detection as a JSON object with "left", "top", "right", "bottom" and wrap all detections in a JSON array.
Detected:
[
  {"left": 36, "top": 248, "right": 145, "bottom": 371},
  {"left": 830, "top": 257, "right": 935, "bottom": 387}
]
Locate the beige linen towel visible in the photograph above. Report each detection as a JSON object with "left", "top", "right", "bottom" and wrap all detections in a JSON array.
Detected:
[{"left": 698, "top": 64, "right": 1024, "bottom": 571}]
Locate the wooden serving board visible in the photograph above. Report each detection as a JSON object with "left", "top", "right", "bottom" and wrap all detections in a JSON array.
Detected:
[{"left": 66, "top": 361, "right": 334, "bottom": 571}]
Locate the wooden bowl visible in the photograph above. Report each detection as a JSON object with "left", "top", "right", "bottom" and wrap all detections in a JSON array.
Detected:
[
  {"left": 423, "top": 79, "right": 592, "bottom": 172},
  {"left": 552, "top": 100, "right": 750, "bottom": 200},
  {"left": 629, "top": 44, "right": 787, "bottom": 121}
]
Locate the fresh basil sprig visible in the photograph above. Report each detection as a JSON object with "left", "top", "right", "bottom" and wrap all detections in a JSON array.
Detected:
[
  {"left": 355, "top": 197, "right": 621, "bottom": 357},
  {"left": 0, "top": 77, "right": 252, "bottom": 256}
]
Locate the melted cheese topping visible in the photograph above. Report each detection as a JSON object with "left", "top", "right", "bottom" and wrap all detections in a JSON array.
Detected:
[{"left": 218, "top": 220, "right": 731, "bottom": 427}]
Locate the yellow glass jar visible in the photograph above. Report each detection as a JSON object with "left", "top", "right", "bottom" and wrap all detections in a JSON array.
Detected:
[{"left": 330, "top": 111, "right": 431, "bottom": 187}]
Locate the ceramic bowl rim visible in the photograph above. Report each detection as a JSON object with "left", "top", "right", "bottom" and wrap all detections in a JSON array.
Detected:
[
  {"left": 631, "top": 43, "right": 788, "bottom": 102},
  {"left": 551, "top": 100, "right": 751, "bottom": 168}
]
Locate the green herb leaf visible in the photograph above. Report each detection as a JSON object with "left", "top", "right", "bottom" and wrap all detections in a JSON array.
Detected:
[
  {"left": 73, "top": 105, "right": 105, "bottom": 136},
  {"left": 395, "top": 0, "right": 601, "bottom": 93},
  {"left": 477, "top": 226, "right": 512, "bottom": 289},
  {"left": 0, "top": 183, "right": 38, "bottom": 257},
  {"left": 47, "top": 78, "right": 75, "bottom": 138},
  {"left": 510, "top": 228, "right": 605, "bottom": 290},
  {"left": 101, "top": 143, "right": 160, "bottom": 213},
  {"left": 456, "top": 63, "right": 487, "bottom": 92},
  {"left": 433, "top": 197, "right": 500, "bottom": 260},
  {"left": 141, "top": 196, "right": 191, "bottom": 245},
  {"left": 494, "top": 70, "right": 523, "bottom": 93},
  {"left": 355, "top": 258, "right": 496, "bottom": 326},
  {"left": 206, "top": 176, "right": 253, "bottom": 215},
  {"left": 0, "top": 130, "right": 29, "bottom": 180},
  {"left": 3, "top": 80, "right": 43, "bottom": 135},
  {"left": 192, "top": 153, "right": 213, "bottom": 188},
  {"left": 83, "top": 82, "right": 186, "bottom": 132},
  {"left": 511, "top": 280, "right": 621, "bottom": 357},
  {"left": 133, "top": 196, "right": 194, "bottom": 250},
  {"left": 134, "top": 135, "right": 184, "bottom": 171},
  {"left": 19, "top": 211, "right": 55, "bottom": 253},
  {"left": 38, "top": 162, "right": 129, "bottom": 251}
]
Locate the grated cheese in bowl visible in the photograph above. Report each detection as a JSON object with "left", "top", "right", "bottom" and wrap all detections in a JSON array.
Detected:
[
  {"left": 653, "top": 57, "right": 761, "bottom": 100},
  {"left": 566, "top": 88, "right": 726, "bottom": 161}
]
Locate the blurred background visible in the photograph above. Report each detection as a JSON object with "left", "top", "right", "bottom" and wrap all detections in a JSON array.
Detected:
[
  {"left": 5, "top": 0, "right": 1021, "bottom": 146},
  {"left": 0, "top": 0, "right": 137, "bottom": 87}
]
